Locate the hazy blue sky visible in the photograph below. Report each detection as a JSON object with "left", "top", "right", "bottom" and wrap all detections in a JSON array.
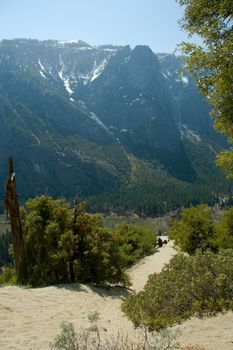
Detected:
[{"left": 0, "top": 0, "right": 201, "bottom": 53}]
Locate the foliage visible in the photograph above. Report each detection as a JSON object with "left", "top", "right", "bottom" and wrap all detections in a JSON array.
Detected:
[
  {"left": 177, "top": 0, "right": 233, "bottom": 175},
  {"left": 214, "top": 207, "right": 233, "bottom": 249},
  {"left": 88, "top": 179, "right": 229, "bottom": 217},
  {"left": 0, "top": 230, "right": 12, "bottom": 267},
  {"left": 20, "top": 195, "right": 129, "bottom": 287},
  {"left": 122, "top": 250, "right": 233, "bottom": 331},
  {"left": 71, "top": 212, "right": 130, "bottom": 286},
  {"left": 50, "top": 313, "right": 181, "bottom": 350},
  {"left": 168, "top": 205, "right": 215, "bottom": 254},
  {"left": 0, "top": 267, "right": 17, "bottom": 286},
  {"left": 50, "top": 322, "right": 79, "bottom": 350},
  {"left": 16, "top": 195, "right": 160, "bottom": 287},
  {"left": 115, "top": 224, "right": 156, "bottom": 266},
  {"left": 21, "top": 196, "right": 73, "bottom": 286}
]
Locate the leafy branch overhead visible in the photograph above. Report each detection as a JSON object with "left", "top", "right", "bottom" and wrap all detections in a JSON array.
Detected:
[{"left": 177, "top": 0, "right": 233, "bottom": 175}]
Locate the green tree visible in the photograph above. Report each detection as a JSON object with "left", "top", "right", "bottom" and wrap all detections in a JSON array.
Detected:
[
  {"left": 71, "top": 211, "right": 130, "bottom": 286},
  {"left": 177, "top": 0, "right": 233, "bottom": 175},
  {"left": 20, "top": 195, "right": 130, "bottom": 287},
  {"left": 168, "top": 205, "right": 215, "bottom": 254},
  {"left": 21, "top": 196, "right": 73, "bottom": 286},
  {"left": 214, "top": 207, "right": 233, "bottom": 248},
  {"left": 115, "top": 224, "right": 156, "bottom": 266}
]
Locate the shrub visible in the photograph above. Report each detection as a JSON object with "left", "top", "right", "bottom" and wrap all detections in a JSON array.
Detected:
[
  {"left": 50, "top": 314, "right": 181, "bottom": 350},
  {"left": 122, "top": 249, "right": 233, "bottom": 330},
  {"left": 214, "top": 207, "right": 233, "bottom": 249},
  {"left": 0, "top": 267, "right": 17, "bottom": 286},
  {"left": 115, "top": 224, "right": 156, "bottom": 266}
]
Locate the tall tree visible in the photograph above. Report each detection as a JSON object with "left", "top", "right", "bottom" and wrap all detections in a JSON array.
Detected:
[
  {"left": 5, "top": 157, "right": 27, "bottom": 284},
  {"left": 177, "top": 0, "right": 233, "bottom": 175}
]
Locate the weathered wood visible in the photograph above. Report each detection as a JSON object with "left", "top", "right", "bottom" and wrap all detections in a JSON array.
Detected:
[{"left": 5, "top": 156, "right": 27, "bottom": 284}]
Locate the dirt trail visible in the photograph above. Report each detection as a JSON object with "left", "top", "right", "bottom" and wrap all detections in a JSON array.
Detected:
[
  {"left": 0, "top": 241, "right": 232, "bottom": 350},
  {"left": 129, "top": 239, "right": 175, "bottom": 291}
]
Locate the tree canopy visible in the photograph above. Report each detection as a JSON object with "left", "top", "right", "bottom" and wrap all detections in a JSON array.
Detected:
[
  {"left": 1, "top": 195, "right": 156, "bottom": 287},
  {"left": 177, "top": 0, "right": 233, "bottom": 175},
  {"left": 168, "top": 205, "right": 215, "bottom": 254},
  {"left": 214, "top": 207, "right": 233, "bottom": 248},
  {"left": 20, "top": 196, "right": 130, "bottom": 286}
]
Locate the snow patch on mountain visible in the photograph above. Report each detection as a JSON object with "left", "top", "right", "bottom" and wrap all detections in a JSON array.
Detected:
[
  {"left": 181, "top": 75, "right": 189, "bottom": 84},
  {"left": 38, "top": 59, "right": 46, "bottom": 72},
  {"left": 38, "top": 59, "right": 47, "bottom": 78},
  {"left": 90, "top": 59, "right": 108, "bottom": 82},
  {"left": 58, "top": 40, "right": 80, "bottom": 45},
  {"left": 77, "top": 46, "right": 93, "bottom": 51},
  {"left": 57, "top": 55, "right": 74, "bottom": 94},
  {"left": 179, "top": 123, "right": 201, "bottom": 142},
  {"left": 129, "top": 98, "right": 140, "bottom": 106},
  {"left": 58, "top": 70, "right": 74, "bottom": 95},
  {"left": 40, "top": 71, "right": 46, "bottom": 78},
  {"left": 31, "top": 132, "right": 41, "bottom": 145},
  {"left": 57, "top": 40, "right": 93, "bottom": 50},
  {"left": 89, "top": 112, "right": 111, "bottom": 133}
]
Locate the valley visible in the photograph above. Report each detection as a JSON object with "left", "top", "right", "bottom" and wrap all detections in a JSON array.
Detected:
[{"left": 0, "top": 39, "right": 232, "bottom": 214}]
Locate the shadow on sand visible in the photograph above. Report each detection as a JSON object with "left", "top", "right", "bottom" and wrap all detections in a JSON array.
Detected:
[{"left": 53, "top": 282, "right": 130, "bottom": 299}]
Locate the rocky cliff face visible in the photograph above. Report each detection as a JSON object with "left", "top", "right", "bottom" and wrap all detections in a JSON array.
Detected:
[{"left": 0, "top": 39, "right": 230, "bottom": 211}]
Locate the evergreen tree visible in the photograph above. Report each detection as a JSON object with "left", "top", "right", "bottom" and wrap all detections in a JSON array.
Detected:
[{"left": 168, "top": 205, "right": 215, "bottom": 254}]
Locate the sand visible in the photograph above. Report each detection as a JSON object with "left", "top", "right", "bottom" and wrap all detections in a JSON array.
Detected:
[{"left": 0, "top": 241, "right": 232, "bottom": 350}]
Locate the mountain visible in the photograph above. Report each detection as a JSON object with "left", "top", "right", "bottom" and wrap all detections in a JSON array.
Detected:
[{"left": 0, "top": 39, "right": 231, "bottom": 214}]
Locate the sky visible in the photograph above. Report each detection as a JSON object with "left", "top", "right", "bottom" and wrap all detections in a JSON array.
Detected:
[{"left": 0, "top": 0, "right": 202, "bottom": 53}]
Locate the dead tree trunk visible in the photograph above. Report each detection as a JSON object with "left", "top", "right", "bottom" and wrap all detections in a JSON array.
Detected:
[{"left": 5, "top": 156, "right": 27, "bottom": 284}]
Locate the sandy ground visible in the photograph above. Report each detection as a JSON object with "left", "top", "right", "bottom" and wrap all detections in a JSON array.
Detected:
[{"left": 0, "top": 241, "right": 232, "bottom": 350}]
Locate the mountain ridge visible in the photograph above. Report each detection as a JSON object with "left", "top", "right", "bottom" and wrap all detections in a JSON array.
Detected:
[{"left": 0, "top": 39, "right": 231, "bottom": 214}]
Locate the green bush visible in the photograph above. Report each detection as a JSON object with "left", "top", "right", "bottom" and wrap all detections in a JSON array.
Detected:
[
  {"left": 115, "top": 224, "right": 156, "bottom": 266},
  {"left": 122, "top": 249, "right": 233, "bottom": 330},
  {"left": 214, "top": 207, "right": 233, "bottom": 249},
  {"left": 0, "top": 267, "right": 17, "bottom": 286},
  {"left": 168, "top": 205, "right": 215, "bottom": 254}
]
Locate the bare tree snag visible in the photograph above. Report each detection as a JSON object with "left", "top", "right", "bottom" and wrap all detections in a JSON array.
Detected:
[{"left": 5, "top": 156, "right": 27, "bottom": 284}]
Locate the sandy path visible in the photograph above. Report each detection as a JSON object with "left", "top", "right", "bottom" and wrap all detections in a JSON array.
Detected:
[
  {"left": 177, "top": 311, "right": 233, "bottom": 350},
  {"left": 0, "top": 242, "right": 174, "bottom": 350},
  {"left": 129, "top": 240, "right": 175, "bottom": 291},
  {"left": 0, "top": 241, "right": 232, "bottom": 349}
]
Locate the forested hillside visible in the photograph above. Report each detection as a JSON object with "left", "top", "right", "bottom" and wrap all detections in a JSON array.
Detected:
[{"left": 0, "top": 39, "right": 232, "bottom": 214}]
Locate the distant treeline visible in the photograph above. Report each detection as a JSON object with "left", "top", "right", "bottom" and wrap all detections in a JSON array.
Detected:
[{"left": 88, "top": 182, "right": 233, "bottom": 217}]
